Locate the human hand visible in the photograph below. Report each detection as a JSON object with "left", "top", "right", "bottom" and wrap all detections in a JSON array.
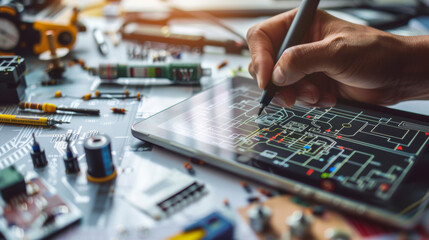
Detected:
[{"left": 247, "top": 9, "right": 429, "bottom": 108}]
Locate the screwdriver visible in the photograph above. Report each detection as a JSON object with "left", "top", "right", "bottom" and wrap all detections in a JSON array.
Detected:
[
  {"left": 19, "top": 102, "right": 100, "bottom": 115},
  {"left": 0, "top": 114, "right": 69, "bottom": 126}
]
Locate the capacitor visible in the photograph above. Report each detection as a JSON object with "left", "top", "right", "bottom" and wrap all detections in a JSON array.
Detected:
[
  {"left": 63, "top": 138, "right": 80, "bottom": 174},
  {"left": 84, "top": 135, "right": 117, "bottom": 183},
  {"left": 30, "top": 133, "right": 48, "bottom": 168},
  {"left": 247, "top": 204, "right": 271, "bottom": 233},
  {"left": 287, "top": 210, "right": 312, "bottom": 239}
]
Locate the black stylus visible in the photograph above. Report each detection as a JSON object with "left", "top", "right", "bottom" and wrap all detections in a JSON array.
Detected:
[{"left": 257, "top": 0, "right": 320, "bottom": 116}]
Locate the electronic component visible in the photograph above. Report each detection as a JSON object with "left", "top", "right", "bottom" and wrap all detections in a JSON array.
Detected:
[
  {"left": 31, "top": 133, "right": 48, "bottom": 168},
  {"left": 217, "top": 60, "right": 228, "bottom": 69},
  {"left": 241, "top": 181, "right": 252, "bottom": 193},
  {"left": 311, "top": 205, "right": 326, "bottom": 217},
  {"left": 0, "top": 56, "right": 26, "bottom": 104},
  {"left": 89, "top": 63, "right": 211, "bottom": 85},
  {"left": 127, "top": 44, "right": 148, "bottom": 60},
  {"left": 63, "top": 138, "right": 80, "bottom": 174},
  {"left": 19, "top": 101, "right": 100, "bottom": 115},
  {"left": 0, "top": 166, "right": 26, "bottom": 202},
  {"left": 95, "top": 90, "right": 130, "bottom": 97},
  {"left": 183, "top": 162, "right": 195, "bottom": 175},
  {"left": 169, "top": 211, "right": 234, "bottom": 240},
  {"left": 258, "top": 188, "right": 276, "bottom": 197},
  {"left": 39, "top": 31, "right": 68, "bottom": 78},
  {"left": 287, "top": 211, "right": 312, "bottom": 239},
  {"left": 82, "top": 91, "right": 141, "bottom": 101},
  {"left": 0, "top": 174, "right": 82, "bottom": 239},
  {"left": 111, "top": 108, "right": 127, "bottom": 114},
  {"left": 84, "top": 135, "right": 117, "bottom": 183},
  {"left": 239, "top": 196, "right": 373, "bottom": 240},
  {"left": 247, "top": 204, "right": 271, "bottom": 233},
  {"left": 0, "top": 114, "right": 69, "bottom": 126},
  {"left": 126, "top": 169, "right": 207, "bottom": 220},
  {"left": 93, "top": 28, "right": 109, "bottom": 56}
]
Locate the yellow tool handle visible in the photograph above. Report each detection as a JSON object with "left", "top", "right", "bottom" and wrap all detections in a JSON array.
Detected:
[
  {"left": 168, "top": 229, "right": 205, "bottom": 240},
  {"left": 0, "top": 114, "right": 48, "bottom": 126},
  {"left": 19, "top": 102, "right": 57, "bottom": 113}
]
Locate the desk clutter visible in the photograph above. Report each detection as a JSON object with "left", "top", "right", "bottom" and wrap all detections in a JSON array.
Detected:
[{"left": 0, "top": 0, "right": 428, "bottom": 239}]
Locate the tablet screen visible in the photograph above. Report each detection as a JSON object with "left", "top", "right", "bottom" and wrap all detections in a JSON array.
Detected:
[{"left": 133, "top": 77, "right": 429, "bottom": 226}]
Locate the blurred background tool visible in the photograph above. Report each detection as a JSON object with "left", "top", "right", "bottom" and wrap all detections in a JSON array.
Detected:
[
  {"left": 39, "top": 31, "right": 68, "bottom": 78},
  {"left": 0, "top": 55, "right": 26, "bottom": 104},
  {"left": 0, "top": 114, "right": 69, "bottom": 126},
  {"left": 0, "top": 0, "right": 84, "bottom": 55},
  {"left": 169, "top": 211, "right": 234, "bottom": 240},
  {"left": 19, "top": 101, "right": 100, "bottom": 115},
  {"left": 92, "top": 27, "right": 109, "bottom": 56},
  {"left": 88, "top": 62, "right": 211, "bottom": 85}
]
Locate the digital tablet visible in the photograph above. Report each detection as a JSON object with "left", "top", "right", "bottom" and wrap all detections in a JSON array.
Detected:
[{"left": 132, "top": 76, "right": 429, "bottom": 228}]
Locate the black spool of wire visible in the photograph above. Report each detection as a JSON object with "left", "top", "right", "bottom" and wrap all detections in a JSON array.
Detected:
[{"left": 84, "top": 134, "right": 116, "bottom": 183}]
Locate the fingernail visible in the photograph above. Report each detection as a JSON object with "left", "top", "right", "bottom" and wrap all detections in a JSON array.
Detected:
[{"left": 272, "top": 67, "right": 286, "bottom": 85}]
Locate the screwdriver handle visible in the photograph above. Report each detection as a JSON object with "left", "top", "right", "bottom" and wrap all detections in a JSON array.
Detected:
[{"left": 19, "top": 102, "right": 57, "bottom": 113}]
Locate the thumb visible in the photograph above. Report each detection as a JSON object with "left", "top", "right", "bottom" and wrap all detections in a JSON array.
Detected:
[{"left": 272, "top": 39, "right": 335, "bottom": 86}]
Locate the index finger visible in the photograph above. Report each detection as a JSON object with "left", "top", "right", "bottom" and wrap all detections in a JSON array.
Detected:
[{"left": 246, "top": 9, "right": 299, "bottom": 89}]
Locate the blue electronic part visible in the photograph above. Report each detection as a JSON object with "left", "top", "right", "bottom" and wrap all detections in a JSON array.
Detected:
[
  {"left": 183, "top": 211, "right": 234, "bottom": 240},
  {"left": 30, "top": 133, "right": 48, "bottom": 168}
]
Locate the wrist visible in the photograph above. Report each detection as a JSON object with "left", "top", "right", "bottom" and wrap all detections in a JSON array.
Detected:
[{"left": 398, "top": 35, "right": 429, "bottom": 101}]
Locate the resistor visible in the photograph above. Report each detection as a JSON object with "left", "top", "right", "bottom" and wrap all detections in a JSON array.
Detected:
[
  {"left": 111, "top": 108, "right": 126, "bottom": 114},
  {"left": 217, "top": 60, "right": 228, "bottom": 69},
  {"left": 223, "top": 198, "right": 230, "bottom": 208},
  {"left": 241, "top": 181, "right": 252, "bottom": 193},
  {"left": 184, "top": 162, "right": 195, "bottom": 175}
]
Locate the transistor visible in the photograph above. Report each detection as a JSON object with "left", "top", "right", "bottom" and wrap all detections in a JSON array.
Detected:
[
  {"left": 63, "top": 138, "right": 80, "bottom": 174},
  {"left": 88, "top": 62, "right": 211, "bottom": 85},
  {"left": 30, "top": 133, "right": 48, "bottom": 168},
  {"left": 84, "top": 135, "right": 117, "bottom": 183}
]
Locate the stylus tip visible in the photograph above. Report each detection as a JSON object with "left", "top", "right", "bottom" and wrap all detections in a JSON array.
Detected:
[{"left": 258, "top": 104, "right": 264, "bottom": 116}]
